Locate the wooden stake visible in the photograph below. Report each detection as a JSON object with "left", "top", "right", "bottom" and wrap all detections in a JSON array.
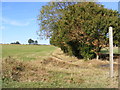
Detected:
[{"left": 109, "top": 26, "right": 113, "bottom": 78}]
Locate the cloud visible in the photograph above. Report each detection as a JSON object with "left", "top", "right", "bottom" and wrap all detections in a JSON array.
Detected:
[{"left": 2, "top": 18, "right": 30, "bottom": 26}]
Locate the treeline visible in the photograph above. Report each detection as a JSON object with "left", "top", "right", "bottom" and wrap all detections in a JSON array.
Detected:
[
  {"left": 11, "top": 41, "right": 20, "bottom": 44},
  {"left": 10, "top": 39, "right": 39, "bottom": 45},
  {"left": 38, "top": 2, "right": 120, "bottom": 60}
]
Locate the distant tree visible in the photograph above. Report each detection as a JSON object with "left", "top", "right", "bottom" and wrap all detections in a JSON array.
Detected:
[
  {"left": 16, "top": 41, "right": 20, "bottom": 44},
  {"left": 28, "top": 39, "right": 34, "bottom": 44},
  {"left": 11, "top": 42, "right": 15, "bottom": 44},
  {"left": 34, "top": 40, "right": 38, "bottom": 45},
  {"left": 11, "top": 41, "right": 20, "bottom": 44}
]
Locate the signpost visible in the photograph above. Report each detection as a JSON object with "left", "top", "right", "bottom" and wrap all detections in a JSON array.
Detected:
[{"left": 109, "top": 26, "right": 113, "bottom": 78}]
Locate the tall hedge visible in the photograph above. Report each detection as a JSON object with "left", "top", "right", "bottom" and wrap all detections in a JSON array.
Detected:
[{"left": 38, "top": 2, "right": 120, "bottom": 60}]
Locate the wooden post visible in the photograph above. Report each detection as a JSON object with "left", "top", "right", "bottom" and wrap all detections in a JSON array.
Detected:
[{"left": 109, "top": 26, "right": 113, "bottom": 78}]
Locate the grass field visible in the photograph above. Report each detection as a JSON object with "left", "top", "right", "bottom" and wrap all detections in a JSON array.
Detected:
[
  {"left": 1, "top": 44, "right": 119, "bottom": 88},
  {"left": 100, "top": 47, "right": 119, "bottom": 54},
  {"left": 2, "top": 44, "right": 56, "bottom": 61}
]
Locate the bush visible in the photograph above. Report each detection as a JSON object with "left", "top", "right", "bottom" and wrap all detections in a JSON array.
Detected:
[{"left": 80, "top": 44, "right": 95, "bottom": 60}]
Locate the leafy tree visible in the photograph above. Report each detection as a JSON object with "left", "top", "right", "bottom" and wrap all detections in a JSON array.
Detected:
[
  {"left": 28, "top": 39, "right": 34, "bottom": 44},
  {"left": 16, "top": 41, "right": 20, "bottom": 44},
  {"left": 34, "top": 40, "right": 38, "bottom": 45},
  {"left": 11, "top": 41, "right": 20, "bottom": 44},
  {"left": 38, "top": 2, "right": 120, "bottom": 60}
]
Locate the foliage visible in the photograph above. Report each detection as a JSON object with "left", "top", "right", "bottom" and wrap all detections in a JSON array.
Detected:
[
  {"left": 11, "top": 41, "right": 20, "bottom": 44},
  {"left": 34, "top": 40, "right": 38, "bottom": 45},
  {"left": 80, "top": 44, "right": 95, "bottom": 60},
  {"left": 38, "top": 2, "right": 120, "bottom": 60},
  {"left": 28, "top": 39, "right": 34, "bottom": 44},
  {"left": 28, "top": 39, "right": 38, "bottom": 45}
]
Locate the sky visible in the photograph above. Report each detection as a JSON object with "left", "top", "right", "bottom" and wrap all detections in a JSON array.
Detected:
[{"left": 0, "top": 2, "right": 119, "bottom": 44}]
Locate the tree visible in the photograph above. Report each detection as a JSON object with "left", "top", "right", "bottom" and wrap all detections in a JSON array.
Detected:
[
  {"left": 34, "top": 40, "right": 38, "bottom": 45},
  {"left": 16, "top": 41, "right": 20, "bottom": 44},
  {"left": 11, "top": 41, "right": 20, "bottom": 44},
  {"left": 38, "top": 2, "right": 120, "bottom": 60},
  {"left": 28, "top": 39, "right": 34, "bottom": 44}
]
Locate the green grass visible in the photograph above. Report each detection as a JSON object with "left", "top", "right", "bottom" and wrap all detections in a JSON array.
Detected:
[
  {"left": 2, "top": 45, "right": 118, "bottom": 88},
  {"left": 3, "top": 67, "right": 117, "bottom": 88},
  {"left": 2, "top": 44, "right": 57, "bottom": 61},
  {"left": 2, "top": 45, "right": 119, "bottom": 61},
  {"left": 100, "top": 47, "right": 119, "bottom": 54}
]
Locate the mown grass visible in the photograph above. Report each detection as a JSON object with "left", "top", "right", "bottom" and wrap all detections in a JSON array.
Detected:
[
  {"left": 2, "top": 44, "right": 56, "bottom": 61},
  {"left": 1, "top": 45, "right": 119, "bottom": 88}
]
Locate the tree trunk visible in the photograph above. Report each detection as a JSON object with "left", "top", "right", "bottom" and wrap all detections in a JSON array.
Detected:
[{"left": 96, "top": 54, "right": 99, "bottom": 60}]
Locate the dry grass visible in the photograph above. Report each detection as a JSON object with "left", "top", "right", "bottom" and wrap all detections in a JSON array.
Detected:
[
  {"left": 2, "top": 56, "right": 49, "bottom": 82},
  {"left": 2, "top": 48, "right": 119, "bottom": 88}
]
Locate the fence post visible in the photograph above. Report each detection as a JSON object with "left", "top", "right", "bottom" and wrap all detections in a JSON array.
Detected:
[{"left": 109, "top": 26, "right": 113, "bottom": 78}]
